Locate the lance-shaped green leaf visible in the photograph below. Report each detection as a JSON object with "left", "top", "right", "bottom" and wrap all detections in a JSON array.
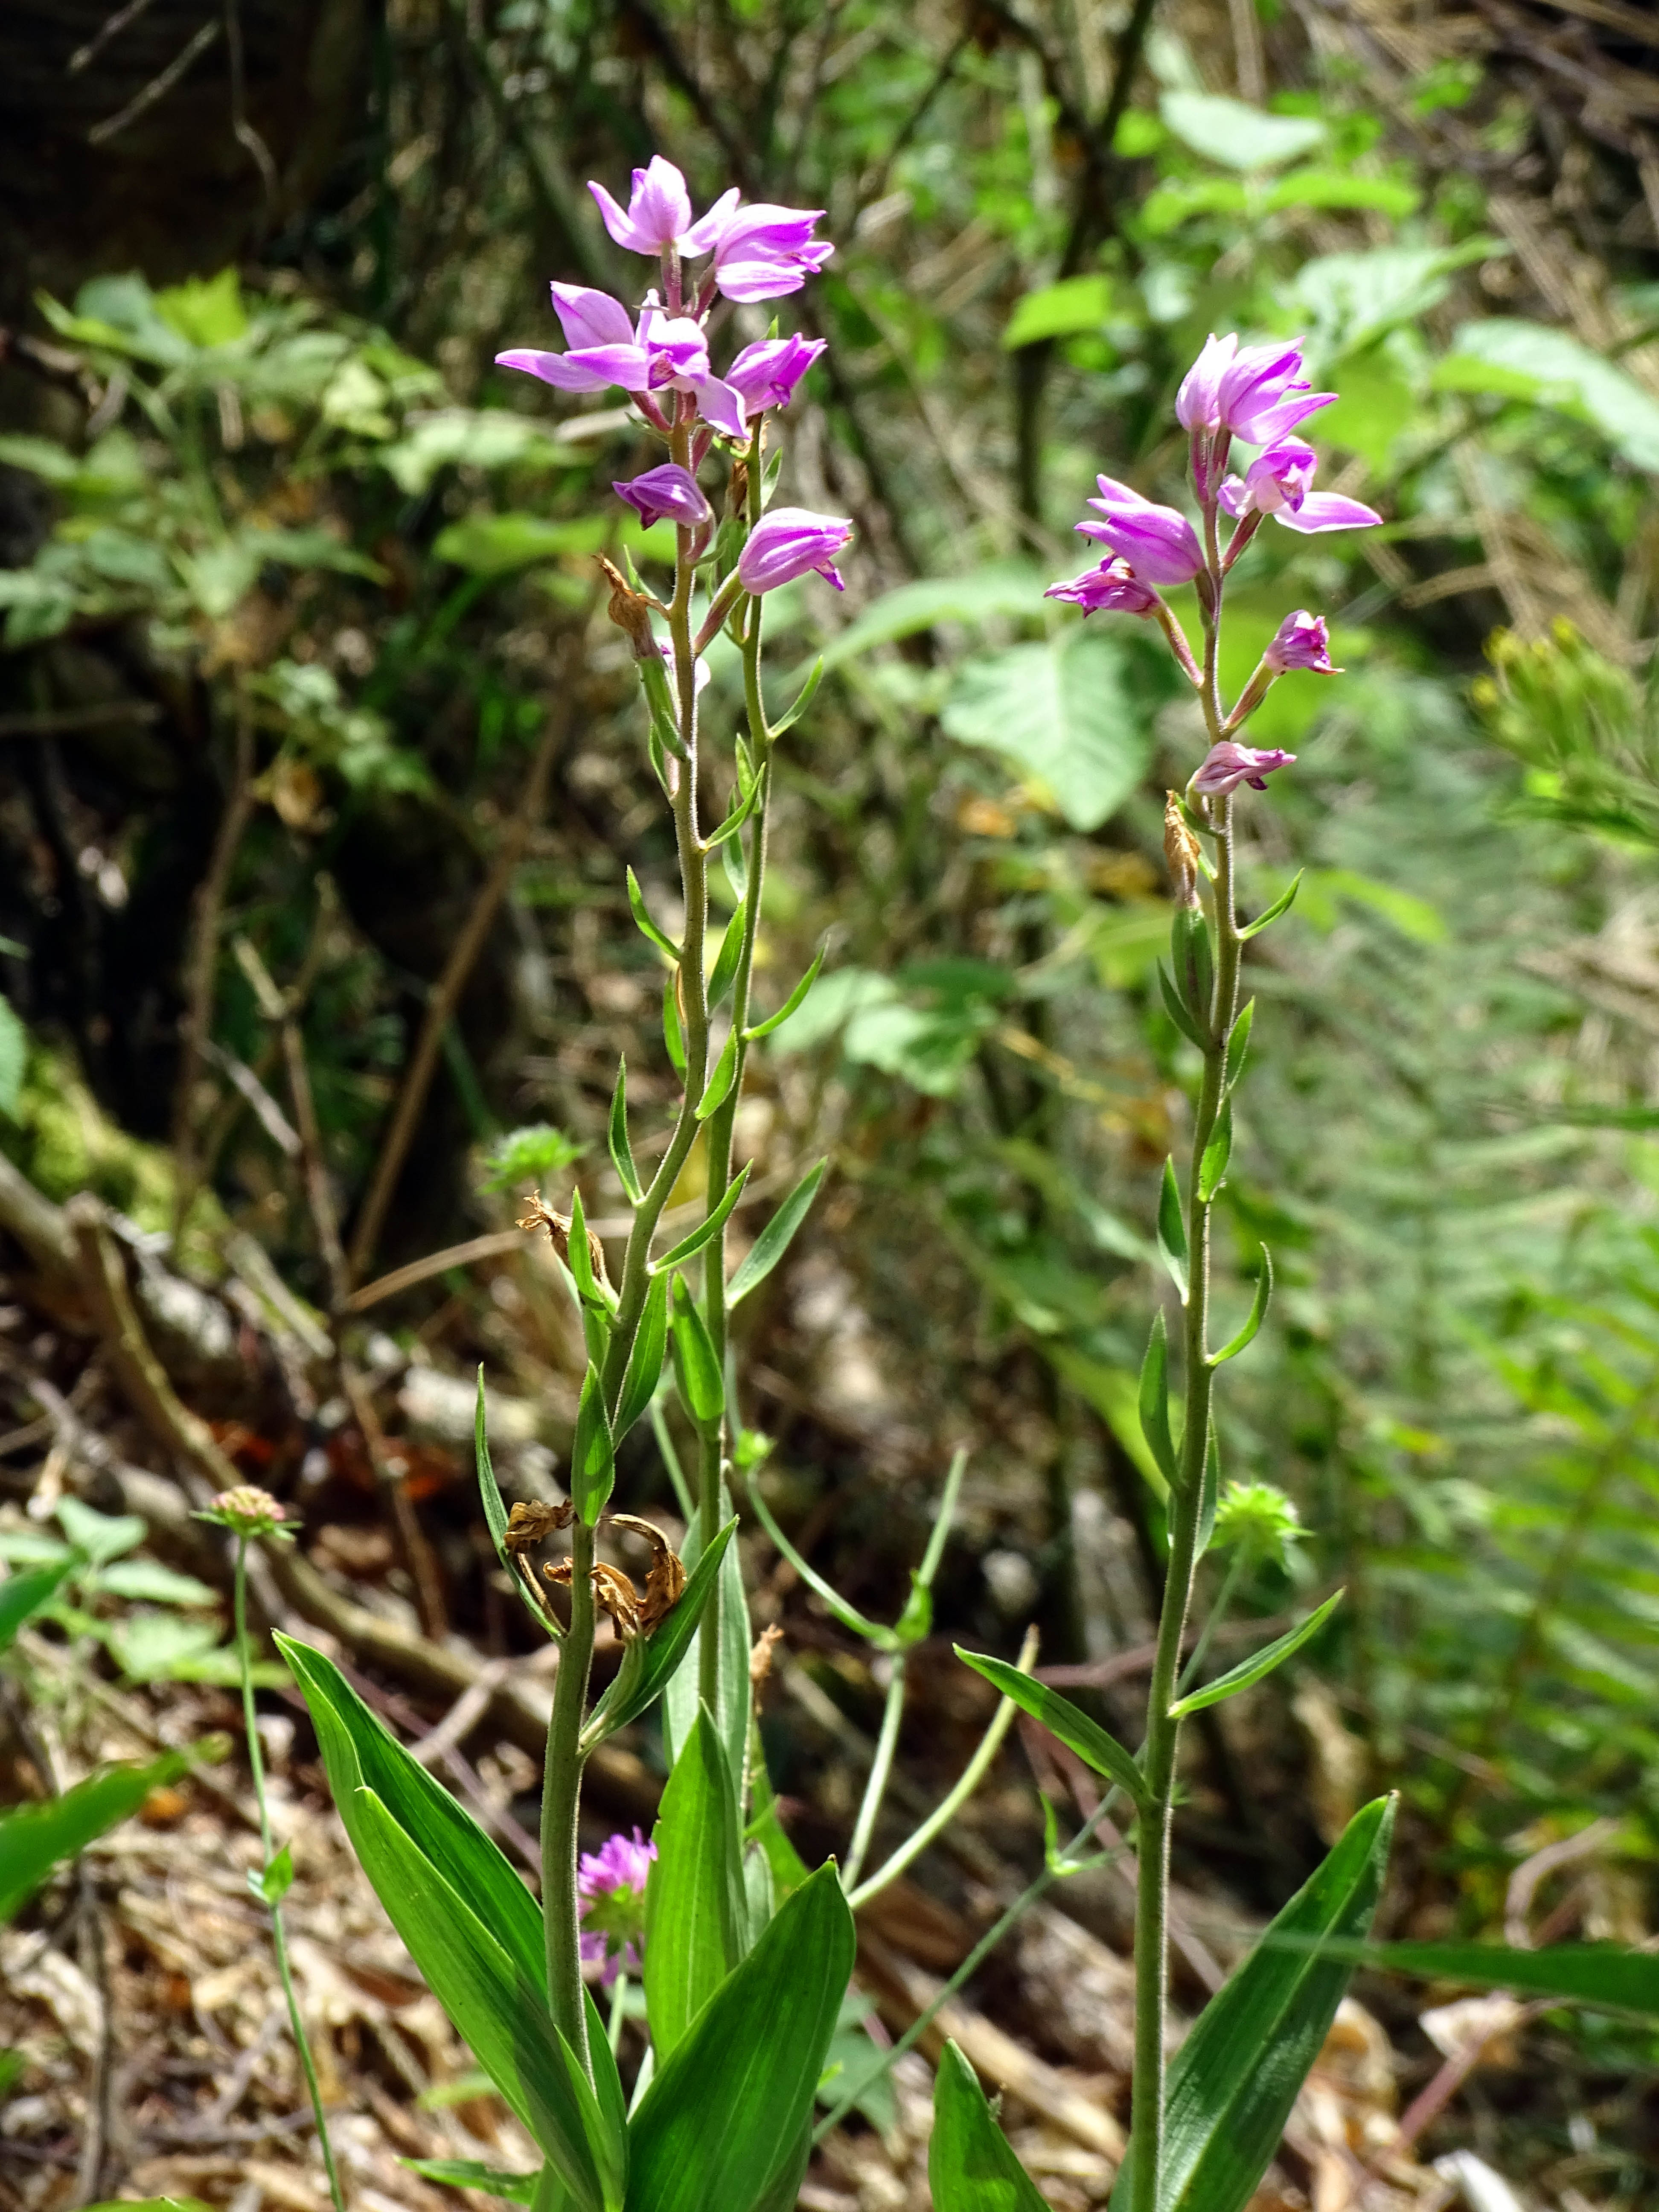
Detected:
[
  {"left": 626, "top": 867, "right": 681, "bottom": 961},
  {"left": 928, "top": 2039, "right": 1051, "bottom": 2212},
  {"left": 583, "top": 1518, "right": 737, "bottom": 1745},
  {"left": 708, "top": 918, "right": 744, "bottom": 1011},
  {"left": 748, "top": 1478, "right": 894, "bottom": 1650},
  {"left": 771, "top": 655, "right": 823, "bottom": 739},
  {"left": 1238, "top": 868, "right": 1302, "bottom": 941},
  {"left": 0, "top": 1746, "right": 194, "bottom": 1924},
  {"left": 745, "top": 943, "right": 826, "bottom": 1041},
  {"left": 1137, "top": 1310, "right": 1179, "bottom": 1490},
  {"left": 402, "top": 2161, "right": 536, "bottom": 2205},
  {"left": 695, "top": 1026, "right": 740, "bottom": 1123},
  {"left": 1109, "top": 1795, "right": 1394, "bottom": 2212},
  {"left": 1157, "top": 1159, "right": 1189, "bottom": 1302},
  {"left": 1197, "top": 1423, "right": 1221, "bottom": 1557},
  {"left": 1158, "top": 962, "right": 1210, "bottom": 1051},
  {"left": 625, "top": 1863, "right": 856, "bottom": 2212},
  {"left": 613, "top": 1272, "right": 669, "bottom": 1443},
  {"left": 1172, "top": 905, "right": 1213, "bottom": 1022},
  {"left": 652, "top": 1163, "right": 752, "bottom": 1272},
  {"left": 1198, "top": 1099, "right": 1232, "bottom": 1202},
  {"left": 704, "top": 780, "right": 762, "bottom": 853},
  {"left": 608, "top": 1058, "right": 642, "bottom": 1205},
  {"left": 955, "top": 1650, "right": 1149, "bottom": 1813},
  {"left": 643, "top": 1706, "right": 747, "bottom": 2061},
  {"left": 352, "top": 1788, "right": 617, "bottom": 2211},
  {"left": 474, "top": 1370, "right": 556, "bottom": 1634},
  {"left": 0, "top": 1557, "right": 73, "bottom": 1656},
  {"left": 669, "top": 1275, "right": 724, "bottom": 1424},
  {"left": 571, "top": 1361, "right": 617, "bottom": 1524},
  {"left": 1225, "top": 998, "right": 1254, "bottom": 1092},
  {"left": 662, "top": 975, "right": 687, "bottom": 1076},
  {"left": 566, "top": 1186, "right": 614, "bottom": 1316},
  {"left": 728, "top": 1158, "right": 827, "bottom": 1306},
  {"left": 662, "top": 1503, "right": 750, "bottom": 1785},
  {"left": 1364, "top": 1939, "right": 1659, "bottom": 2017},
  {"left": 1170, "top": 1591, "right": 1343, "bottom": 1717},
  {"left": 1212, "top": 1247, "right": 1272, "bottom": 1365}
]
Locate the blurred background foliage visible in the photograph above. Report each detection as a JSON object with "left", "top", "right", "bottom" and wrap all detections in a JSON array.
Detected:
[{"left": 3, "top": 0, "right": 1659, "bottom": 2189}]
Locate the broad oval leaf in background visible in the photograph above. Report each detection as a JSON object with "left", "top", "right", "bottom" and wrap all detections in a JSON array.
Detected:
[{"left": 941, "top": 630, "right": 1152, "bottom": 833}]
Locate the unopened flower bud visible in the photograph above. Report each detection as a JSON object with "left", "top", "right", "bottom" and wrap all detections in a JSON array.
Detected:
[
  {"left": 1264, "top": 609, "right": 1338, "bottom": 675},
  {"left": 1190, "top": 741, "right": 1295, "bottom": 799},
  {"left": 199, "top": 1485, "right": 289, "bottom": 1539}
]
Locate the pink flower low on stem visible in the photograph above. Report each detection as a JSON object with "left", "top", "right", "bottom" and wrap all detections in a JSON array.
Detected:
[
  {"left": 737, "top": 506, "right": 853, "bottom": 594},
  {"left": 614, "top": 462, "right": 713, "bottom": 532},
  {"left": 1044, "top": 556, "right": 1160, "bottom": 616},
  {"left": 1190, "top": 740, "right": 1296, "bottom": 798},
  {"left": 1265, "top": 610, "right": 1338, "bottom": 674}
]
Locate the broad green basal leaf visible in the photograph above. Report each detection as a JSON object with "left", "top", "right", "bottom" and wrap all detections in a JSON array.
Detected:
[
  {"left": 929, "top": 2040, "right": 1051, "bottom": 2210},
  {"left": 942, "top": 631, "right": 1150, "bottom": 832}
]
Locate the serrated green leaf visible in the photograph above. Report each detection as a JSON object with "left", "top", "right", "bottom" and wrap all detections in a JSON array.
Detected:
[
  {"left": 941, "top": 630, "right": 1153, "bottom": 833},
  {"left": 728, "top": 1158, "right": 827, "bottom": 1306},
  {"left": 625, "top": 1863, "right": 856, "bottom": 2212},
  {"left": 928, "top": 2039, "right": 1051, "bottom": 2209},
  {"left": 746, "top": 943, "right": 827, "bottom": 1041},
  {"left": 1137, "top": 1310, "right": 1179, "bottom": 1489},
  {"left": 1171, "top": 1591, "right": 1343, "bottom": 1717},
  {"left": 1157, "top": 1159, "right": 1189, "bottom": 1302},
  {"left": 1212, "top": 1249, "right": 1273, "bottom": 1365},
  {"left": 955, "top": 1649, "right": 1149, "bottom": 1812},
  {"left": 643, "top": 1706, "right": 747, "bottom": 2061}
]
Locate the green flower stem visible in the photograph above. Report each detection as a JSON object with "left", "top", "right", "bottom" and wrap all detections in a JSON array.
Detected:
[
  {"left": 841, "top": 1652, "right": 908, "bottom": 1896},
  {"left": 814, "top": 1785, "right": 1130, "bottom": 2145},
  {"left": 1129, "top": 509, "right": 1243, "bottom": 2212},
  {"left": 845, "top": 1626, "right": 1036, "bottom": 1912},
  {"left": 541, "top": 1518, "right": 597, "bottom": 2077},
  {"left": 234, "top": 1537, "right": 346, "bottom": 2212},
  {"left": 696, "top": 420, "right": 771, "bottom": 1718}
]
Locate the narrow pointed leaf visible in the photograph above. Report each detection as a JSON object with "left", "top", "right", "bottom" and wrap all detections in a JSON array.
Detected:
[
  {"left": 928, "top": 2039, "right": 1051, "bottom": 2212},
  {"left": 1110, "top": 1796, "right": 1394, "bottom": 2212},
  {"left": 1213, "top": 1247, "right": 1272, "bottom": 1365},
  {"left": 1157, "top": 1159, "right": 1189, "bottom": 1301},
  {"left": 662, "top": 1502, "right": 751, "bottom": 1789},
  {"left": 1366, "top": 1940, "right": 1659, "bottom": 2017},
  {"left": 1170, "top": 1591, "right": 1344, "bottom": 1717},
  {"left": 625, "top": 1863, "right": 856, "bottom": 2212},
  {"left": 1197, "top": 1099, "right": 1232, "bottom": 1202},
  {"left": 708, "top": 918, "right": 744, "bottom": 1011},
  {"left": 584, "top": 1518, "right": 737, "bottom": 1743},
  {"left": 955, "top": 1649, "right": 1149, "bottom": 1812},
  {"left": 1238, "top": 868, "right": 1302, "bottom": 940},
  {"left": 704, "top": 782, "right": 760, "bottom": 852},
  {"left": 1225, "top": 998, "right": 1254, "bottom": 1092},
  {"left": 662, "top": 974, "right": 687, "bottom": 1076},
  {"left": 571, "top": 1360, "right": 617, "bottom": 1524},
  {"left": 608, "top": 1059, "right": 642, "bottom": 1204},
  {"left": 0, "top": 1747, "right": 193, "bottom": 1924},
  {"left": 1172, "top": 906, "right": 1213, "bottom": 1021},
  {"left": 474, "top": 1369, "right": 547, "bottom": 1625},
  {"left": 1196, "top": 1422, "right": 1221, "bottom": 1558},
  {"left": 1137, "top": 1310, "right": 1178, "bottom": 1490},
  {"left": 745, "top": 943, "right": 826, "bottom": 1040},
  {"left": 613, "top": 1271, "right": 670, "bottom": 1442},
  {"left": 352, "top": 1787, "right": 613, "bottom": 2211},
  {"left": 566, "top": 1186, "right": 608, "bottom": 1313},
  {"left": 654, "top": 1165, "right": 751, "bottom": 1275},
  {"left": 0, "top": 1557, "right": 73, "bottom": 1655},
  {"left": 1158, "top": 962, "right": 1209, "bottom": 1051},
  {"left": 627, "top": 867, "right": 680, "bottom": 961},
  {"left": 695, "top": 1026, "right": 740, "bottom": 1123},
  {"left": 402, "top": 2162, "right": 536, "bottom": 2205},
  {"left": 669, "top": 1276, "right": 724, "bottom": 1424},
  {"left": 771, "top": 654, "right": 824, "bottom": 739},
  {"left": 643, "top": 1706, "right": 747, "bottom": 2062},
  {"left": 728, "top": 1158, "right": 827, "bottom": 1306}
]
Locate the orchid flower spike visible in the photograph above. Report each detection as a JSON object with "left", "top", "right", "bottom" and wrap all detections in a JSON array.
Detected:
[{"left": 1177, "top": 332, "right": 1336, "bottom": 446}]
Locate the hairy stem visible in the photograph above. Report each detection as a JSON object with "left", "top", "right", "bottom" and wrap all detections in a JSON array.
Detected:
[
  {"left": 542, "top": 1519, "right": 596, "bottom": 2077},
  {"left": 1129, "top": 521, "right": 1242, "bottom": 2212},
  {"left": 236, "top": 1540, "right": 346, "bottom": 2212}
]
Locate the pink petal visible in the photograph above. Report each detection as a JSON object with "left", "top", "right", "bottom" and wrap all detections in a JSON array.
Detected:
[
  {"left": 551, "top": 283, "right": 636, "bottom": 350},
  {"left": 588, "top": 181, "right": 652, "bottom": 253},
  {"left": 495, "top": 348, "right": 616, "bottom": 393},
  {"left": 1273, "top": 493, "right": 1382, "bottom": 533},
  {"left": 679, "top": 186, "right": 741, "bottom": 256}
]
